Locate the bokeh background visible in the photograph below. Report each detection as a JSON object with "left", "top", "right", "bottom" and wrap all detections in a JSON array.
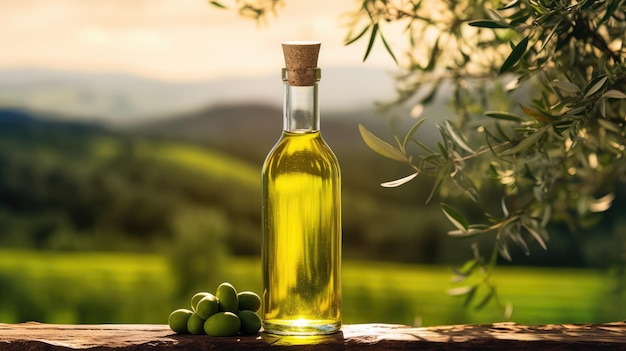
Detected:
[{"left": 1, "top": 0, "right": 624, "bottom": 326}]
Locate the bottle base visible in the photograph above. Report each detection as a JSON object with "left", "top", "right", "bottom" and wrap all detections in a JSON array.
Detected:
[{"left": 263, "top": 319, "right": 341, "bottom": 336}]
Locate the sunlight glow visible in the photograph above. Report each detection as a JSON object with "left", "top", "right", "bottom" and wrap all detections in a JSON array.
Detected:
[
  {"left": 501, "top": 176, "right": 515, "bottom": 185},
  {"left": 588, "top": 153, "right": 598, "bottom": 169},
  {"left": 565, "top": 138, "right": 573, "bottom": 152},
  {"left": 410, "top": 104, "right": 424, "bottom": 118},
  {"left": 589, "top": 193, "right": 615, "bottom": 212},
  {"left": 293, "top": 318, "right": 309, "bottom": 327}
]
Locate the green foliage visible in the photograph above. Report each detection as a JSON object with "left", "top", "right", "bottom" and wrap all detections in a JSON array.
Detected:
[
  {"left": 217, "top": 0, "right": 626, "bottom": 315},
  {"left": 343, "top": 0, "right": 626, "bottom": 313}
]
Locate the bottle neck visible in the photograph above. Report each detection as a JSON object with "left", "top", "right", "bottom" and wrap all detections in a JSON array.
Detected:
[{"left": 282, "top": 68, "right": 320, "bottom": 132}]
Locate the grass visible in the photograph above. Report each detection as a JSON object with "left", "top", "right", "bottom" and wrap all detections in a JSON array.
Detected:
[
  {"left": 344, "top": 260, "right": 618, "bottom": 326},
  {"left": 0, "top": 249, "right": 622, "bottom": 326},
  {"left": 0, "top": 249, "right": 177, "bottom": 324}
]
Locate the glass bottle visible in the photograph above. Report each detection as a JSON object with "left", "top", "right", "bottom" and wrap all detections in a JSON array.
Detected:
[{"left": 261, "top": 41, "right": 342, "bottom": 335}]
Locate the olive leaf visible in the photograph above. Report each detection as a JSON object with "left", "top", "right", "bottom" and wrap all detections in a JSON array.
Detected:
[
  {"left": 502, "top": 0, "right": 521, "bottom": 9},
  {"left": 600, "top": 0, "right": 622, "bottom": 24},
  {"left": 445, "top": 120, "right": 475, "bottom": 154},
  {"left": 380, "top": 172, "right": 419, "bottom": 188},
  {"left": 496, "top": 231, "right": 513, "bottom": 261},
  {"left": 499, "top": 127, "right": 548, "bottom": 156},
  {"left": 363, "top": 23, "right": 379, "bottom": 62},
  {"left": 485, "top": 7, "right": 505, "bottom": 22},
  {"left": 499, "top": 36, "right": 529, "bottom": 73},
  {"left": 402, "top": 118, "right": 426, "bottom": 150},
  {"left": 208, "top": 1, "right": 227, "bottom": 9},
  {"left": 501, "top": 196, "right": 509, "bottom": 218},
  {"left": 448, "top": 226, "right": 489, "bottom": 238},
  {"left": 441, "top": 203, "right": 469, "bottom": 233},
  {"left": 423, "top": 36, "right": 441, "bottom": 72},
  {"left": 425, "top": 166, "right": 448, "bottom": 204},
  {"left": 358, "top": 124, "right": 409, "bottom": 162},
  {"left": 510, "top": 230, "right": 530, "bottom": 255},
  {"left": 539, "top": 18, "right": 563, "bottom": 51},
  {"left": 603, "top": 89, "right": 626, "bottom": 99},
  {"left": 552, "top": 80, "right": 581, "bottom": 94},
  {"left": 452, "top": 172, "right": 480, "bottom": 203},
  {"left": 523, "top": 223, "right": 548, "bottom": 250},
  {"left": 380, "top": 31, "right": 398, "bottom": 65},
  {"left": 463, "top": 286, "right": 478, "bottom": 307},
  {"left": 584, "top": 75, "right": 608, "bottom": 98},
  {"left": 468, "top": 20, "right": 510, "bottom": 28},
  {"left": 345, "top": 24, "right": 371, "bottom": 46},
  {"left": 452, "top": 259, "right": 479, "bottom": 279},
  {"left": 474, "top": 288, "right": 495, "bottom": 311},
  {"left": 485, "top": 111, "right": 524, "bottom": 122}
]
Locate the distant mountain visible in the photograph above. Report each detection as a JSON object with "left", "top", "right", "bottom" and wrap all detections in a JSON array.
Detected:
[
  {"left": 0, "top": 107, "right": 107, "bottom": 138},
  {"left": 134, "top": 102, "right": 391, "bottom": 166},
  {"left": 0, "top": 67, "right": 398, "bottom": 124}
]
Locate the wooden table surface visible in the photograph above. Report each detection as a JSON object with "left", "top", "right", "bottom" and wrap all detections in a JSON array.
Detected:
[{"left": 1, "top": 321, "right": 625, "bottom": 350}]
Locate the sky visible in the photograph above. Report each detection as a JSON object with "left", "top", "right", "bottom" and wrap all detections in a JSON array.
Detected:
[{"left": 0, "top": 0, "right": 401, "bottom": 82}]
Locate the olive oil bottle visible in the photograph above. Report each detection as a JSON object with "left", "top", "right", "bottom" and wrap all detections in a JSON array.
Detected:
[{"left": 261, "top": 41, "right": 341, "bottom": 335}]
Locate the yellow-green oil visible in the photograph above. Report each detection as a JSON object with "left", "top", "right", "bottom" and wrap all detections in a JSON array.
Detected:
[{"left": 262, "top": 130, "right": 341, "bottom": 335}]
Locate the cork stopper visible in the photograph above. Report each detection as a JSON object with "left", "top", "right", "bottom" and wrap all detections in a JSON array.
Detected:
[{"left": 282, "top": 41, "right": 321, "bottom": 86}]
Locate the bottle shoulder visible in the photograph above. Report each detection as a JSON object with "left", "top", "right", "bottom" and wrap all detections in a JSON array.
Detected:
[
  {"left": 263, "top": 131, "right": 340, "bottom": 171},
  {"left": 271, "top": 131, "right": 336, "bottom": 153}
]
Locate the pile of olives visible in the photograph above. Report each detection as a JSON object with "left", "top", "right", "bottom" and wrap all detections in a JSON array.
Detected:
[{"left": 168, "top": 282, "right": 262, "bottom": 337}]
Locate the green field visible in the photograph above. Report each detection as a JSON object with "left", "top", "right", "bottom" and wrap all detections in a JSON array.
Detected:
[{"left": 0, "top": 249, "right": 623, "bottom": 326}]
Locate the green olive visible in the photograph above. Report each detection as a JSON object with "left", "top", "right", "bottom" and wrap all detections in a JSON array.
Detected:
[
  {"left": 237, "top": 291, "right": 262, "bottom": 312},
  {"left": 190, "top": 292, "right": 211, "bottom": 312},
  {"left": 237, "top": 310, "right": 262, "bottom": 335},
  {"left": 216, "top": 282, "right": 238, "bottom": 313},
  {"left": 196, "top": 294, "right": 219, "bottom": 320},
  {"left": 168, "top": 308, "right": 193, "bottom": 334},
  {"left": 203, "top": 312, "right": 241, "bottom": 337},
  {"left": 187, "top": 312, "right": 206, "bottom": 335}
]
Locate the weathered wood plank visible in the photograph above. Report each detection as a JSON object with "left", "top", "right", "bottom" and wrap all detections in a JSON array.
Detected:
[{"left": 0, "top": 322, "right": 624, "bottom": 350}]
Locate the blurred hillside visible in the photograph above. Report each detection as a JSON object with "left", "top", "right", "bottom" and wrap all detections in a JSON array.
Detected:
[
  {"left": 0, "top": 105, "right": 460, "bottom": 266},
  {"left": 0, "top": 69, "right": 624, "bottom": 269}
]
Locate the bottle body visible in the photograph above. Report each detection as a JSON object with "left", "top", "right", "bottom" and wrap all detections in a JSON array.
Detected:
[{"left": 262, "top": 131, "right": 341, "bottom": 335}]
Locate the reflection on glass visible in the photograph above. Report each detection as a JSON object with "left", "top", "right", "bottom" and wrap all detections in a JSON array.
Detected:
[{"left": 260, "top": 331, "right": 344, "bottom": 347}]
